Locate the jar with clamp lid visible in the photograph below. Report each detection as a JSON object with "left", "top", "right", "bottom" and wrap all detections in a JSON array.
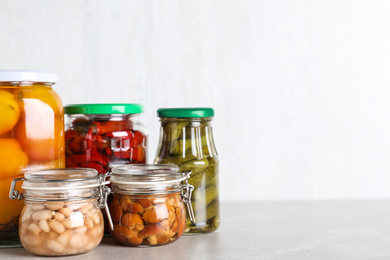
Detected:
[
  {"left": 9, "top": 168, "right": 111, "bottom": 256},
  {"left": 108, "top": 164, "right": 195, "bottom": 247}
]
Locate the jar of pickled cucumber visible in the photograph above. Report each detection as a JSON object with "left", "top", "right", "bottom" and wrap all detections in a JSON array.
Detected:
[
  {"left": 64, "top": 103, "right": 147, "bottom": 174},
  {"left": 0, "top": 70, "right": 65, "bottom": 247},
  {"left": 154, "top": 108, "right": 220, "bottom": 234},
  {"left": 108, "top": 164, "right": 195, "bottom": 246},
  {"left": 9, "top": 168, "right": 111, "bottom": 256}
]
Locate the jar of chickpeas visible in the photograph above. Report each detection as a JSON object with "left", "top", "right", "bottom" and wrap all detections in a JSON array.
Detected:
[
  {"left": 9, "top": 168, "right": 111, "bottom": 256},
  {"left": 108, "top": 164, "right": 194, "bottom": 247},
  {"left": 0, "top": 70, "right": 64, "bottom": 247}
]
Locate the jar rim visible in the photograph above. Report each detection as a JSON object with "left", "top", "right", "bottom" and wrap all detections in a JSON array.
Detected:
[
  {"left": 22, "top": 168, "right": 105, "bottom": 191},
  {"left": 110, "top": 164, "right": 188, "bottom": 194},
  {"left": 111, "top": 164, "right": 179, "bottom": 175}
]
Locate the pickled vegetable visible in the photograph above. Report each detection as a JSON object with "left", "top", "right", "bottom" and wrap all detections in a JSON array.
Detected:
[
  {"left": 65, "top": 116, "right": 147, "bottom": 174},
  {"left": 0, "top": 90, "right": 20, "bottom": 135},
  {"left": 0, "top": 83, "right": 64, "bottom": 246},
  {"left": 154, "top": 117, "right": 220, "bottom": 234},
  {"left": 19, "top": 200, "right": 104, "bottom": 256},
  {"left": 109, "top": 193, "right": 186, "bottom": 246}
]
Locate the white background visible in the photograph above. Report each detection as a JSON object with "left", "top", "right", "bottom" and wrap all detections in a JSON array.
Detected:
[{"left": 1, "top": 0, "right": 390, "bottom": 201}]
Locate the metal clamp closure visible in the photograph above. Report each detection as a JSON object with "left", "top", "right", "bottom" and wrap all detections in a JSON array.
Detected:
[
  {"left": 99, "top": 172, "right": 114, "bottom": 231},
  {"left": 181, "top": 171, "right": 195, "bottom": 224},
  {"left": 9, "top": 178, "right": 24, "bottom": 201}
]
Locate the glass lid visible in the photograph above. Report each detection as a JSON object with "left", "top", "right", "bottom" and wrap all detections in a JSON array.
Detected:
[
  {"left": 22, "top": 168, "right": 103, "bottom": 190},
  {"left": 110, "top": 164, "right": 188, "bottom": 191}
]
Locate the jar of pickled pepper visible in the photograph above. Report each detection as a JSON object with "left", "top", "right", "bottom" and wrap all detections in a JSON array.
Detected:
[
  {"left": 9, "top": 168, "right": 111, "bottom": 256},
  {"left": 108, "top": 164, "right": 195, "bottom": 246},
  {"left": 64, "top": 103, "right": 147, "bottom": 174},
  {"left": 154, "top": 108, "right": 220, "bottom": 234},
  {"left": 0, "top": 70, "right": 65, "bottom": 247}
]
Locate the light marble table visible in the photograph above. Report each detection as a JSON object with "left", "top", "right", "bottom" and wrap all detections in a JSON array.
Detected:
[{"left": 1, "top": 200, "right": 390, "bottom": 259}]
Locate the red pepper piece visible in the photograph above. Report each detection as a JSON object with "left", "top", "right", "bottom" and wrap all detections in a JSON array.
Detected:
[
  {"left": 94, "top": 120, "right": 133, "bottom": 135},
  {"left": 129, "top": 147, "right": 137, "bottom": 161},
  {"left": 68, "top": 153, "right": 108, "bottom": 166},
  {"left": 121, "top": 151, "right": 130, "bottom": 159},
  {"left": 87, "top": 149, "right": 110, "bottom": 164},
  {"left": 137, "top": 147, "right": 146, "bottom": 163},
  {"left": 105, "top": 147, "right": 112, "bottom": 156},
  {"left": 66, "top": 157, "right": 79, "bottom": 168},
  {"left": 117, "top": 151, "right": 130, "bottom": 159},
  {"left": 112, "top": 150, "right": 130, "bottom": 159},
  {"left": 68, "top": 136, "right": 85, "bottom": 154},
  {"left": 95, "top": 135, "right": 109, "bottom": 151},
  {"left": 130, "top": 147, "right": 146, "bottom": 163},
  {"left": 83, "top": 128, "right": 94, "bottom": 150},
  {"left": 80, "top": 162, "right": 106, "bottom": 174},
  {"left": 130, "top": 131, "right": 145, "bottom": 148},
  {"left": 112, "top": 151, "right": 121, "bottom": 160},
  {"left": 65, "top": 129, "right": 80, "bottom": 140}
]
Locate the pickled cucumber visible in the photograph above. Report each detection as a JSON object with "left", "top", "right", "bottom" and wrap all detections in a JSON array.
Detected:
[
  {"left": 192, "top": 183, "right": 218, "bottom": 206},
  {"left": 186, "top": 199, "right": 220, "bottom": 232}
]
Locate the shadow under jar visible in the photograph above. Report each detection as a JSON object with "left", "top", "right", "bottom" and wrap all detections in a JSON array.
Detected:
[
  {"left": 108, "top": 164, "right": 195, "bottom": 247},
  {"left": 9, "top": 168, "right": 110, "bottom": 256}
]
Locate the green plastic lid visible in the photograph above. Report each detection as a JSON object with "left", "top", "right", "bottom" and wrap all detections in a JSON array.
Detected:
[
  {"left": 65, "top": 103, "right": 144, "bottom": 115},
  {"left": 157, "top": 108, "right": 214, "bottom": 118}
]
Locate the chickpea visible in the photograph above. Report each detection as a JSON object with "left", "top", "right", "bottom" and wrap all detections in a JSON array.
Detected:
[{"left": 19, "top": 200, "right": 104, "bottom": 256}]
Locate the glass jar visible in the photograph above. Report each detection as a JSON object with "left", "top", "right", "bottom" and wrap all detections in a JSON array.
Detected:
[
  {"left": 0, "top": 70, "right": 65, "bottom": 247},
  {"left": 108, "top": 164, "right": 194, "bottom": 247},
  {"left": 154, "top": 108, "right": 220, "bottom": 234},
  {"left": 64, "top": 103, "right": 147, "bottom": 174},
  {"left": 9, "top": 168, "right": 111, "bottom": 256}
]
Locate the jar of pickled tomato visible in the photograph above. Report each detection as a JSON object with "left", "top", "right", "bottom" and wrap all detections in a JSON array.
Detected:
[
  {"left": 0, "top": 70, "right": 65, "bottom": 247},
  {"left": 64, "top": 103, "right": 147, "bottom": 174},
  {"left": 108, "top": 164, "right": 194, "bottom": 247},
  {"left": 9, "top": 168, "right": 111, "bottom": 256}
]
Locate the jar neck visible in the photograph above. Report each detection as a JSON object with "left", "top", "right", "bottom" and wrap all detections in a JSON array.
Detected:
[
  {"left": 66, "top": 113, "right": 140, "bottom": 121},
  {"left": 23, "top": 187, "right": 100, "bottom": 202},
  {"left": 156, "top": 117, "right": 218, "bottom": 158},
  {"left": 110, "top": 183, "right": 183, "bottom": 196}
]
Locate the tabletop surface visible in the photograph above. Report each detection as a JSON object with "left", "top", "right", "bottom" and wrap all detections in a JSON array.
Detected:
[{"left": 1, "top": 200, "right": 390, "bottom": 260}]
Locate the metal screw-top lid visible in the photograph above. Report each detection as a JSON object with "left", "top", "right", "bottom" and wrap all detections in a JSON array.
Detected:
[{"left": 0, "top": 70, "right": 57, "bottom": 83}]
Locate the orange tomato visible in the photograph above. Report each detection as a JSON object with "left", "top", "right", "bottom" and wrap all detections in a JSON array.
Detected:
[
  {"left": 14, "top": 85, "right": 64, "bottom": 163},
  {"left": 0, "top": 176, "right": 24, "bottom": 224},
  {"left": 14, "top": 85, "right": 63, "bottom": 118},
  {"left": 0, "top": 139, "right": 28, "bottom": 180},
  {"left": 15, "top": 116, "right": 64, "bottom": 163},
  {"left": 0, "top": 89, "right": 20, "bottom": 135}
]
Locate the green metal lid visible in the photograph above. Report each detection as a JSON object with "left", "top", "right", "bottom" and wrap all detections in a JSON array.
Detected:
[
  {"left": 65, "top": 103, "right": 144, "bottom": 115},
  {"left": 157, "top": 108, "right": 214, "bottom": 118}
]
